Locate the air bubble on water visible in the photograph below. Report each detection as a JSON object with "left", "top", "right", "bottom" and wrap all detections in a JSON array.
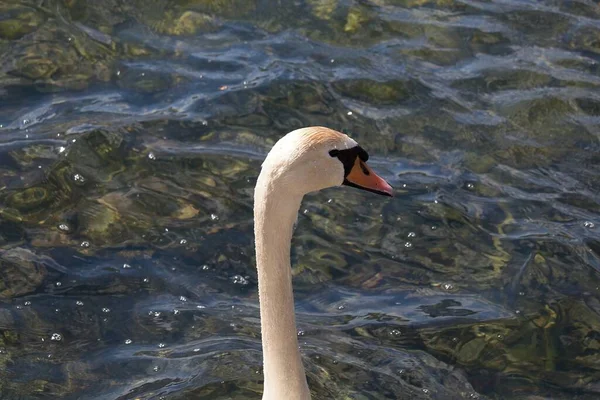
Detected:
[
  {"left": 179, "top": 296, "right": 187, "bottom": 302},
  {"left": 515, "top": 309, "right": 521, "bottom": 315},
  {"left": 102, "top": 308, "right": 110, "bottom": 313},
  {"left": 194, "top": 348, "right": 200, "bottom": 352},
  {"left": 584, "top": 221, "right": 595, "bottom": 229},
  {"left": 143, "top": 278, "right": 149, "bottom": 283},
  {"left": 433, "top": 200, "right": 438, "bottom": 204},
  {"left": 397, "top": 369, "right": 404, "bottom": 375},
  {"left": 469, "top": 394, "right": 479, "bottom": 399},
  {"left": 80, "top": 241, "right": 90, "bottom": 248},
  {"left": 158, "top": 343, "right": 166, "bottom": 348},
  {"left": 202, "top": 264, "right": 209, "bottom": 270},
  {"left": 173, "top": 309, "right": 180, "bottom": 315},
  {"left": 452, "top": 337, "right": 459, "bottom": 343},
  {"left": 297, "top": 330, "right": 305, "bottom": 336},
  {"left": 58, "top": 146, "right": 66, "bottom": 153},
  {"left": 327, "top": 199, "right": 333, "bottom": 203},
  {"left": 15, "top": 305, "right": 22, "bottom": 310},
  {"left": 148, "top": 152, "right": 156, "bottom": 160},
  {"left": 232, "top": 275, "right": 248, "bottom": 285},
  {"left": 210, "top": 213, "right": 219, "bottom": 221},
  {"left": 24, "top": 301, "right": 31, "bottom": 306},
  {"left": 431, "top": 225, "right": 437, "bottom": 230},
  {"left": 303, "top": 209, "right": 309, "bottom": 214},
  {"left": 56, "top": 282, "right": 62, "bottom": 287},
  {"left": 442, "top": 283, "right": 454, "bottom": 291},
  {"left": 153, "top": 366, "right": 159, "bottom": 372},
  {"left": 422, "top": 388, "right": 429, "bottom": 394},
  {"left": 407, "top": 232, "right": 416, "bottom": 238},
  {"left": 58, "top": 223, "right": 70, "bottom": 232},
  {"left": 332, "top": 360, "right": 338, "bottom": 365},
  {"left": 123, "top": 263, "right": 131, "bottom": 269},
  {"left": 404, "top": 242, "right": 412, "bottom": 248},
  {"left": 337, "top": 304, "right": 345, "bottom": 310},
  {"left": 347, "top": 111, "right": 353, "bottom": 116},
  {"left": 519, "top": 291, "right": 525, "bottom": 296},
  {"left": 497, "top": 334, "right": 504, "bottom": 340},
  {"left": 125, "top": 339, "right": 132, "bottom": 344},
  {"left": 330, "top": 59, "right": 335, "bottom": 63},
  {"left": 22, "top": 119, "right": 30, "bottom": 126},
  {"left": 51, "top": 333, "right": 62, "bottom": 341},
  {"left": 73, "top": 173, "right": 85, "bottom": 183},
  {"left": 196, "top": 305, "right": 206, "bottom": 309},
  {"left": 153, "top": 311, "right": 161, "bottom": 317},
  {"left": 55, "top": 308, "right": 60, "bottom": 313},
  {"left": 390, "top": 329, "right": 401, "bottom": 336},
  {"left": 466, "top": 183, "right": 474, "bottom": 190},
  {"left": 180, "top": 239, "right": 187, "bottom": 244},
  {"left": 402, "top": 183, "right": 407, "bottom": 188},
  {"left": 76, "top": 300, "right": 84, "bottom": 306}
]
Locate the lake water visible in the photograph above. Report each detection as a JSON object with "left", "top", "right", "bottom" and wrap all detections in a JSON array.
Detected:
[{"left": 1, "top": 0, "right": 600, "bottom": 399}]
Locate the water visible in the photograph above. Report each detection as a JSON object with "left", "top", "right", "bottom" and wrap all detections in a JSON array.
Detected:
[{"left": 1, "top": 0, "right": 600, "bottom": 399}]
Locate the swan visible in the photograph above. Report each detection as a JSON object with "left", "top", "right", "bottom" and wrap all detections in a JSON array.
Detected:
[{"left": 254, "top": 126, "right": 393, "bottom": 400}]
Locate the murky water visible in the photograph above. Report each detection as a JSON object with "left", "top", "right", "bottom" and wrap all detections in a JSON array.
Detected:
[{"left": 1, "top": 0, "right": 600, "bottom": 399}]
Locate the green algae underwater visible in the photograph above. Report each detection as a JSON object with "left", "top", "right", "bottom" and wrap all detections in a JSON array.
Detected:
[{"left": 1, "top": 0, "right": 600, "bottom": 399}]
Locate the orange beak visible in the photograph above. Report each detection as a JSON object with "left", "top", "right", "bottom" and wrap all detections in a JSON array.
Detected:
[{"left": 343, "top": 158, "right": 394, "bottom": 197}]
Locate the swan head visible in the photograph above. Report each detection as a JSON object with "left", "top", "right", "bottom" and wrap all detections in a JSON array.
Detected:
[{"left": 260, "top": 127, "right": 393, "bottom": 197}]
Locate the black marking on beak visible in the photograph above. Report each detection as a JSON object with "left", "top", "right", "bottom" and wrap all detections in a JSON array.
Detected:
[{"left": 329, "top": 146, "right": 370, "bottom": 177}]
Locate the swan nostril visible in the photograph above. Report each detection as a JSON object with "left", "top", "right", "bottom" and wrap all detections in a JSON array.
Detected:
[{"left": 360, "top": 161, "right": 370, "bottom": 176}]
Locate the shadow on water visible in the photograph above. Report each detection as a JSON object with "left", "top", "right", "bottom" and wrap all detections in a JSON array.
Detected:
[{"left": 1, "top": 0, "right": 600, "bottom": 399}]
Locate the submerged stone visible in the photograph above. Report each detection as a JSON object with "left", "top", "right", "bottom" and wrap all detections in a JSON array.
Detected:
[{"left": 0, "top": 248, "right": 47, "bottom": 299}]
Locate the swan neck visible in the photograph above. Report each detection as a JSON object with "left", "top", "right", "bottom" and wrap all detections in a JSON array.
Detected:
[{"left": 254, "top": 175, "right": 310, "bottom": 400}]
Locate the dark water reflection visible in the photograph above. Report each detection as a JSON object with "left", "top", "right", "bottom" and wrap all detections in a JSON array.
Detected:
[{"left": 1, "top": 0, "right": 600, "bottom": 399}]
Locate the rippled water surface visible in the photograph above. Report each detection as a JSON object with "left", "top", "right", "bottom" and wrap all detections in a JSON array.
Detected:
[{"left": 2, "top": 0, "right": 600, "bottom": 399}]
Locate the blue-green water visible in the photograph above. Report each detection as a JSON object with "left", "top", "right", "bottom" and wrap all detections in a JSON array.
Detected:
[{"left": 1, "top": 0, "right": 600, "bottom": 399}]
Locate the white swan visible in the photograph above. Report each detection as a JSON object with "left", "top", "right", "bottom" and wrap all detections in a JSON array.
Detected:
[{"left": 254, "top": 126, "right": 393, "bottom": 400}]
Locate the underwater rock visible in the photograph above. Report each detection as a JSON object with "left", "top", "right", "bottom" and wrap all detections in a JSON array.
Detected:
[
  {"left": 0, "top": 248, "right": 47, "bottom": 299},
  {"left": 153, "top": 11, "right": 219, "bottom": 35},
  {"left": 344, "top": 6, "right": 372, "bottom": 33},
  {"left": 568, "top": 26, "right": 600, "bottom": 55},
  {"left": 332, "top": 79, "right": 416, "bottom": 105},
  {"left": 64, "top": 129, "right": 127, "bottom": 182},
  {"left": 0, "top": 6, "right": 45, "bottom": 40}
]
